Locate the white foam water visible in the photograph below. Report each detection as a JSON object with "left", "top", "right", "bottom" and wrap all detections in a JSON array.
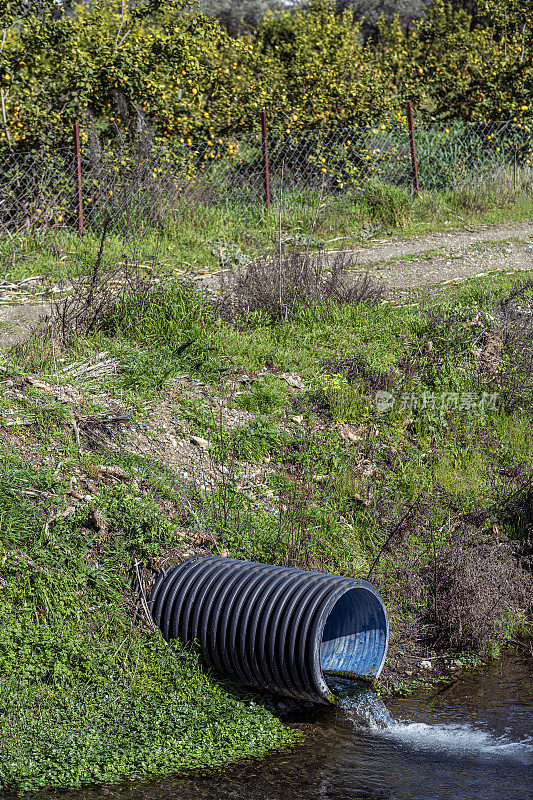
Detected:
[
  {"left": 340, "top": 687, "right": 395, "bottom": 729},
  {"left": 340, "top": 688, "right": 533, "bottom": 765}
]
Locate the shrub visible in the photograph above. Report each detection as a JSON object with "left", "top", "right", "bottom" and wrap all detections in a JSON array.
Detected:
[
  {"left": 52, "top": 224, "right": 154, "bottom": 342},
  {"left": 221, "top": 248, "right": 386, "bottom": 322},
  {"left": 435, "top": 532, "right": 532, "bottom": 651},
  {"left": 489, "top": 280, "right": 533, "bottom": 413}
]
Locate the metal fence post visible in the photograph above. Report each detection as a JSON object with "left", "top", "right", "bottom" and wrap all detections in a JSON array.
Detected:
[
  {"left": 513, "top": 131, "right": 518, "bottom": 192},
  {"left": 73, "top": 122, "right": 84, "bottom": 235},
  {"left": 406, "top": 103, "right": 420, "bottom": 196},
  {"left": 260, "top": 110, "right": 271, "bottom": 211}
]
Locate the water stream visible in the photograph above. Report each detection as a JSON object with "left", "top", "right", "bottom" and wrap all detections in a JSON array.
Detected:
[
  {"left": 341, "top": 684, "right": 532, "bottom": 766},
  {"left": 30, "top": 650, "right": 533, "bottom": 800}
]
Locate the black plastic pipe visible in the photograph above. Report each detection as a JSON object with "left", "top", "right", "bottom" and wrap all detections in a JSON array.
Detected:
[{"left": 148, "top": 555, "right": 389, "bottom": 703}]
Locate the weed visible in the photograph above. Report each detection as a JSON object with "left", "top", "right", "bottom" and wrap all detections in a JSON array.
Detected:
[
  {"left": 0, "top": 457, "right": 296, "bottom": 793},
  {"left": 3, "top": 181, "right": 533, "bottom": 284},
  {"left": 491, "top": 279, "right": 533, "bottom": 412},
  {"left": 219, "top": 248, "right": 386, "bottom": 323},
  {"left": 358, "top": 181, "right": 411, "bottom": 228},
  {"left": 234, "top": 380, "right": 285, "bottom": 415},
  {"left": 319, "top": 372, "right": 364, "bottom": 424},
  {"left": 227, "top": 415, "right": 282, "bottom": 461}
]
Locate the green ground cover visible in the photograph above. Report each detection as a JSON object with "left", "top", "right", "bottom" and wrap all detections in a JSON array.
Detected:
[
  {"left": 0, "top": 249, "right": 531, "bottom": 793},
  {"left": 0, "top": 452, "right": 297, "bottom": 794},
  {"left": 2, "top": 181, "right": 532, "bottom": 282}
]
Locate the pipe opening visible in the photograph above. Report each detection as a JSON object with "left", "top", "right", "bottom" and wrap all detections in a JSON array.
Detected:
[{"left": 320, "top": 587, "right": 388, "bottom": 681}]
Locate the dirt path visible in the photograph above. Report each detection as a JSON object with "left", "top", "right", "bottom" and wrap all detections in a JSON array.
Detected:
[
  {"left": 342, "top": 219, "right": 533, "bottom": 289},
  {"left": 0, "top": 302, "right": 49, "bottom": 350},
  {"left": 333, "top": 219, "right": 533, "bottom": 263},
  {"left": 1, "top": 221, "right": 532, "bottom": 350},
  {"left": 185, "top": 219, "right": 533, "bottom": 293}
]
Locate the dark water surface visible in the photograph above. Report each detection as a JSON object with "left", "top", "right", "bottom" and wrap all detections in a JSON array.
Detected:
[{"left": 46, "top": 651, "right": 533, "bottom": 800}]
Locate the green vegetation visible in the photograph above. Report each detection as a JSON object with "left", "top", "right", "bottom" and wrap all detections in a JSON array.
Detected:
[
  {"left": 0, "top": 456, "right": 297, "bottom": 794},
  {"left": 2, "top": 180, "right": 533, "bottom": 281},
  {"left": 1, "top": 238, "right": 532, "bottom": 792},
  {"left": 1, "top": 0, "right": 530, "bottom": 151},
  {"left": 0, "top": 3, "right": 531, "bottom": 788}
]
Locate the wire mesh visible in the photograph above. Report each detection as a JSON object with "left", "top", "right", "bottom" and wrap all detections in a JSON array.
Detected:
[
  {"left": 0, "top": 148, "right": 74, "bottom": 232},
  {"left": 0, "top": 120, "right": 531, "bottom": 236}
]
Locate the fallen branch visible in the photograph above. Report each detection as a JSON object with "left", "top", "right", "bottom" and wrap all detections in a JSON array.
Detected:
[
  {"left": 62, "top": 352, "right": 119, "bottom": 380},
  {"left": 97, "top": 464, "right": 130, "bottom": 480},
  {"left": 71, "top": 416, "right": 82, "bottom": 457},
  {"left": 78, "top": 413, "right": 132, "bottom": 426},
  {"left": 133, "top": 559, "right": 158, "bottom": 633},
  {"left": 0, "top": 417, "right": 34, "bottom": 427},
  {"left": 367, "top": 494, "right": 424, "bottom": 580}
]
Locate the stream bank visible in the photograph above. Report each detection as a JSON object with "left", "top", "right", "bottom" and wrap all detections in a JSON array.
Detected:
[{"left": 5, "top": 648, "right": 530, "bottom": 800}]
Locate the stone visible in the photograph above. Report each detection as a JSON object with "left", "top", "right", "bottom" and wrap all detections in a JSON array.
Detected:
[
  {"left": 190, "top": 435, "right": 210, "bottom": 449},
  {"left": 280, "top": 372, "right": 305, "bottom": 390},
  {"left": 338, "top": 424, "right": 363, "bottom": 443},
  {"left": 419, "top": 660, "right": 433, "bottom": 670},
  {"left": 291, "top": 415, "right": 304, "bottom": 424}
]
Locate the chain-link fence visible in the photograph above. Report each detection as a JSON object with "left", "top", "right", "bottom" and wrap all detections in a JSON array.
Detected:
[{"left": 1, "top": 119, "right": 531, "bottom": 236}]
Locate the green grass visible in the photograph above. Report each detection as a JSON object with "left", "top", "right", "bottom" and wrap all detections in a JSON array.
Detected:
[
  {"left": 0, "top": 456, "right": 297, "bottom": 794},
  {"left": 98, "top": 270, "right": 532, "bottom": 557},
  {"left": 2, "top": 180, "right": 532, "bottom": 281},
  {"left": 1, "top": 255, "right": 531, "bottom": 793}
]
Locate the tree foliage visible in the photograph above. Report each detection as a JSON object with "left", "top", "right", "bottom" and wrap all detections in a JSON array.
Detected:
[
  {"left": 0, "top": 0, "right": 530, "bottom": 151},
  {"left": 200, "top": 0, "right": 284, "bottom": 35},
  {"left": 335, "top": 0, "right": 429, "bottom": 39}
]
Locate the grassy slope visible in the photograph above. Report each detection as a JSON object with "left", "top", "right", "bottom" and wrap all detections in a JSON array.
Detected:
[
  {"left": 104, "top": 272, "right": 532, "bottom": 576},
  {"left": 0, "top": 244, "right": 532, "bottom": 791},
  {"left": 0, "top": 452, "right": 297, "bottom": 794}
]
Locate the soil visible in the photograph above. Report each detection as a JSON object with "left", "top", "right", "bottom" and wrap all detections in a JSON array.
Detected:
[
  {"left": 188, "top": 219, "right": 533, "bottom": 294},
  {"left": 1, "top": 221, "right": 532, "bottom": 352}
]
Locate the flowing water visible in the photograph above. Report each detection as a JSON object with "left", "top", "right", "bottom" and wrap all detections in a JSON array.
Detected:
[{"left": 36, "top": 651, "right": 533, "bottom": 800}]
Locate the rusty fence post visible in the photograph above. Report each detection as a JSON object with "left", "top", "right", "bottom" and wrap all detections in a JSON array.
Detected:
[
  {"left": 406, "top": 102, "right": 420, "bottom": 196},
  {"left": 73, "top": 122, "right": 84, "bottom": 235},
  {"left": 260, "top": 110, "right": 271, "bottom": 211},
  {"left": 513, "top": 131, "right": 518, "bottom": 193}
]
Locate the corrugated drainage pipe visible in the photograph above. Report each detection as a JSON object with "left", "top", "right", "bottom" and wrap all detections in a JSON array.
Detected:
[{"left": 148, "top": 555, "right": 388, "bottom": 704}]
